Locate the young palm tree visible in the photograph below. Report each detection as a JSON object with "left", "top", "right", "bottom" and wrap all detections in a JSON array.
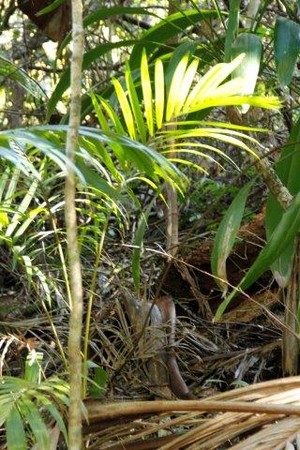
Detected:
[{"left": 91, "top": 49, "right": 279, "bottom": 268}]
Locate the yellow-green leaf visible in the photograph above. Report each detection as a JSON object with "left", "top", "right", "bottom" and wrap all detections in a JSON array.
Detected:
[
  {"left": 113, "top": 78, "right": 137, "bottom": 140},
  {"left": 166, "top": 54, "right": 189, "bottom": 121},
  {"left": 141, "top": 50, "right": 154, "bottom": 136},
  {"left": 155, "top": 58, "right": 165, "bottom": 130}
]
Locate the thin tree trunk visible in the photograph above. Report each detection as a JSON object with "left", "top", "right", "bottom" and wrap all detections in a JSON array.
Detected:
[
  {"left": 64, "top": 0, "right": 84, "bottom": 448},
  {"left": 165, "top": 0, "right": 181, "bottom": 258}
]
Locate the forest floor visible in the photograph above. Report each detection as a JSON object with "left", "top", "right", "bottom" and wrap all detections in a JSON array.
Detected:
[{"left": 0, "top": 165, "right": 297, "bottom": 449}]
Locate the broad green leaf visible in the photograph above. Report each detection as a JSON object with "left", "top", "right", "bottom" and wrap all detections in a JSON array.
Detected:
[
  {"left": 35, "top": 394, "right": 68, "bottom": 443},
  {"left": 76, "top": 162, "right": 121, "bottom": 201},
  {"left": 211, "top": 180, "right": 254, "bottom": 295},
  {"left": 231, "top": 33, "right": 262, "bottom": 113},
  {"left": 165, "top": 40, "right": 198, "bottom": 87},
  {"left": 266, "top": 116, "right": 300, "bottom": 286},
  {"left": 274, "top": 17, "right": 300, "bottom": 87},
  {"left": 141, "top": 50, "right": 154, "bottom": 136},
  {"left": 19, "top": 398, "right": 50, "bottom": 449},
  {"left": 224, "top": 0, "right": 241, "bottom": 62},
  {"left": 215, "top": 192, "right": 300, "bottom": 320},
  {"left": 24, "top": 351, "right": 43, "bottom": 383},
  {"left": 5, "top": 407, "right": 27, "bottom": 450},
  {"left": 88, "top": 363, "right": 108, "bottom": 399}
]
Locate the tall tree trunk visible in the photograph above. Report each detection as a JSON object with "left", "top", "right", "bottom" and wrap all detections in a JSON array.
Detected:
[{"left": 64, "top": 0, "right": 84, "bottom": 448}]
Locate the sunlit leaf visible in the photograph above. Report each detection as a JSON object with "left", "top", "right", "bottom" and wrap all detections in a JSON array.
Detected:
[
  {"left": 126, "top": 64, "right": 147, "bottom": 142},
  {"left": 231, "top": 33, "right": 262, "bottom": 113},
  {"left": 113, "top": 78, "right": 137, "bottom": 140},
  {"left": 166, "top": 54, "right": 189, "bottom": 121},
  {"left": 155, "top": 58, "right": 165, "bottom": 130},
  {"left": 141, "top": 50, "right": 154, "bottom": 136}
]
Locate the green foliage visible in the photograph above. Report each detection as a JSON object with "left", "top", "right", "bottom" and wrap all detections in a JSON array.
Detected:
[
  {"left": 215, "top": 192, "right": 300, "bottom": 320},
  {"left": 92, "top": 49, "right": 279, "bottom": 288},
  {"left": 274, "top": 17, "right": 300, "bottom": 87},
  {"left": 230, "top": 33, "right": 262, "bottom": 113},
  {"left": 211, "top": 180, "right": 254, "bottom": 295},
  {"left": 0, "top": 373, "right": 70, "bottom": 449},
  {"left": 266, "top": 117, "right": 300, "bottom": 287}
]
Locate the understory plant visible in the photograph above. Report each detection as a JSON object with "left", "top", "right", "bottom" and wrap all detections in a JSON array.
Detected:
[{"left": 91, "top": 47, "right": 280, "bottom": 288}]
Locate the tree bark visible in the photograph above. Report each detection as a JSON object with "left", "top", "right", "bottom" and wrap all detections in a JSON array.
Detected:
[{"left": 64, "top": 0, "right": 84, "bottom": 448}]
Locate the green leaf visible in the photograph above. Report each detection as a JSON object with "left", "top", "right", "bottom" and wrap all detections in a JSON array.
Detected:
[
  {"left": 88, "top": 363, "right": 108, "bottom": 399},
  {"left": 274, "top": 17, "right": 300, "bottom": 87},
  {"left": 19, "top": 398, "right": 50, "bottom": 449},
  {"left": 36, "top": 0, "right": 64, "bottom": 15},
  {"left": 266, "top": 116, "right": 300, "bottom": 286},
  {"left": 36, "top": 395, "right": 68, "bottom": 443},
  {"left": 5, "top": 407, "right": 27, "bottom": 450},
  {"left": 24, "top": 351, "right": 43, "bottom": 383},
  {"left": 211, "top": 180, "right": 254, "bottom": 295},
  {"left": 183, "top": 55, "right": 246, "bottom": 111},
  {"left": 99, "top": 98, "right": 127, "bottom": 136},
  {"left": 215, "top": 192, "right": 300, "bottom": 320},
  {"left": 224, "top": 0, "right": 241, "bottom": 62},
  {"left": 76, "top": 161, "right": 121, "bottom": 201},
  {"left": 231, "top": 33, "right": 262, "bottom": 113},
  {"left": 125, "top": 63, "right": 147, "bottom": 143}
]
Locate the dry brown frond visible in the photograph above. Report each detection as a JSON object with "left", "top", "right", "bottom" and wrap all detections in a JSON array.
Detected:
[{"left": 84, "top": 376, "right": 300, "bottom": 450}]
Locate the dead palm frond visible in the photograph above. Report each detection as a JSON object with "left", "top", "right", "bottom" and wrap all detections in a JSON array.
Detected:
[{"left": 83, "top": 376, "right": 300, "bottom": 450}]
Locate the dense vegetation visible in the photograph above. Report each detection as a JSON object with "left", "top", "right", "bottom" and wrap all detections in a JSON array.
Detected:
[{"left": 1, "top": 0, "right": 300, "bottom": 448}]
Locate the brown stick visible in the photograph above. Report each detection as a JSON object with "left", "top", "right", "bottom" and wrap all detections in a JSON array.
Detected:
[{"left": 85, "top": 399, "right": 300, "bottom": 423}]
